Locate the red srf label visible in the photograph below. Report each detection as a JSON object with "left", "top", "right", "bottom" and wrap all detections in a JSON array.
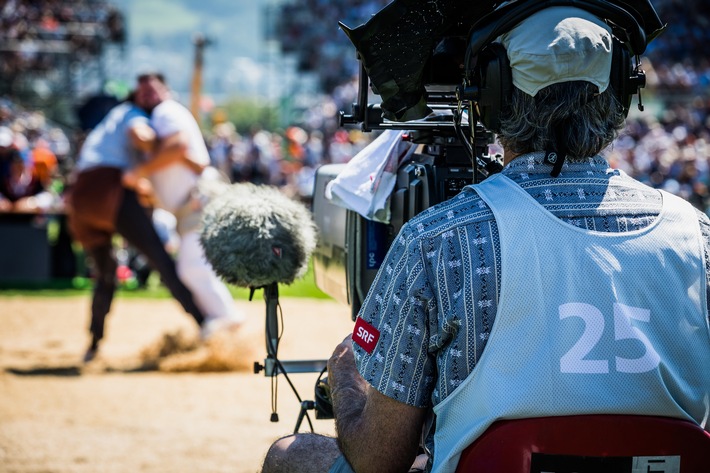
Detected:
[{"left": 353, "top": 317, "right": 380, "bottom": 354}]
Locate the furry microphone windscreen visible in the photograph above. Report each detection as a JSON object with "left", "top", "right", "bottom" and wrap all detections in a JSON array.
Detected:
[{"left": 199, "top": 182, "right": 319, "bottom": 288}]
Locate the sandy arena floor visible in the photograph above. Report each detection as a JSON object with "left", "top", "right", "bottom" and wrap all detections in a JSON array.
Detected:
[{"left": 0, "top": 294, "right": 355, "bottom": 473}]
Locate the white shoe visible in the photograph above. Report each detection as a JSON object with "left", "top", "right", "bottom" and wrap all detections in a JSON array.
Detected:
[{"left": 200, "top": 313, "right": 244, "bottom": 340}]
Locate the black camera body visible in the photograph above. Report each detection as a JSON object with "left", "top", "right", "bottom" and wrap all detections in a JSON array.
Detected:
[
  {"left": 312, "top": 57, "right": 498, "bottom": 320},
  {"left": 312, "top": 0, "right": 662, "bottom": 319},
  {"left": 314, "top": 140, "right": 488, "bottom": 321}
]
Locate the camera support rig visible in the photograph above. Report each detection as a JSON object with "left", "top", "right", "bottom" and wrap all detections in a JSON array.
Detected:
[
  {"left": 339, "top": 62, "right": 501, "bottom": 179},
  {"left": 251, "top": 283, "right": 328, "bottom": 378},
  {"left": 254, "top": 55, "right": 503, "bottom": 432},
  {"left": 251, "top": 282, "right": 332, "bottom": 431},
  {"left": 315, "top": 61, "right": 503, "bottom": 320}
]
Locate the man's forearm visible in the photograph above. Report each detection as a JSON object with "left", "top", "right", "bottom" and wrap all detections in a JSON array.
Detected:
[
  {"left": 329, "top": 342, "right": 369, "bottom": 469},
  {"left": 331, "top": 370, "right": 368, "bottom": 442},
  {"left": 129, "top": 123, "right": 156, "bottom": 153},
  {"left": 328, "top": 337, "right": 425, "bottom": 473},
  {"left": 329, "top": 337, "right": 368, "bottom": 426}
]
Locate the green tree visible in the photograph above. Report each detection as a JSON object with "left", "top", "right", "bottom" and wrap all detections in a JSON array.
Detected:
[{"left": 219, "top": 97, "right": 280, "bottom": 134}]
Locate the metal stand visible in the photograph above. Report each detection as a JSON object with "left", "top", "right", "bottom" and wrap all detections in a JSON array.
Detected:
[
  {"left": 252, "top": 282, "right": 328, "bottom": 377},
  {"left": 251, "top": 282, "right": 331, "bottom": 432}
]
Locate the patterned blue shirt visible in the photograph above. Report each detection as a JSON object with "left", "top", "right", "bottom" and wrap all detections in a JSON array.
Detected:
[{"left": 353, "top": 152, "right": 710, "bottom": 408}]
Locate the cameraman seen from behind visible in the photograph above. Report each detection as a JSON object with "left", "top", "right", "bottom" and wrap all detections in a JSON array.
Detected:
[
  {"left": 261, "top": 5, "right": 710, "bottom": 473},
  {"left": 131, "top": 73, "right": 244, "bottom": 338}
]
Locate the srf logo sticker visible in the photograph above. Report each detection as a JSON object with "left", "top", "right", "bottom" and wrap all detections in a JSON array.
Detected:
[{"left": 353, "top": 317, "right": 380, "bottom": 354}]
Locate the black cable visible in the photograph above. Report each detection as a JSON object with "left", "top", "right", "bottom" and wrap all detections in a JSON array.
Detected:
[
  {"left": 316, "top": 365, "right": 328, "bottom": 388},
  {"left": 453, "top": 107, "right": 502, "bottom": 181},
  {"left": 265, "top": 296, "right": 315, "bottom": 432},
  {"left": 270, "top": 366, "right": 278, "bottom": 419},
  {"left": 453, "top": 107, "right": 475, "bottom": 161}
]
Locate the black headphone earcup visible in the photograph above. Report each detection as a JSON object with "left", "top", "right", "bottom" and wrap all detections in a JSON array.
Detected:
[
  {"left": 472, "top": 42, "right": 512, "bottom": 133},
  {"left": 610, "top": 38, "right": 633, "bottom": 115}
]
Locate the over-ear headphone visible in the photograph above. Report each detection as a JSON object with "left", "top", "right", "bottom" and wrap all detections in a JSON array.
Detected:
[
  {"left": 460, "top": 0, "right": 656, "bottom": 133},
  {"left": 468, "top": 41, "right": 513, "bottom": 133}
]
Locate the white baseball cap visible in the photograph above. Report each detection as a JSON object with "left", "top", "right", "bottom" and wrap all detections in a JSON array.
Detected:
[{"left": 499, "top": 6, "right": 613, "bottom": 97}]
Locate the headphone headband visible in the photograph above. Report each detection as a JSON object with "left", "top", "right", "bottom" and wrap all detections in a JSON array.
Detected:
[
  {"left": 465, "top": 0, "right": 650, "bottom": 75},
  {"left": 462, "top": 0, "right": 655, "bottom": 134}
]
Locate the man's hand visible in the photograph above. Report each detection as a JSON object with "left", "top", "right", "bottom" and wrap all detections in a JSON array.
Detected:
[
  {"left": 328, "top": 335, "right": 368, "bottom": 399},
  {"left": 181, "top": 155, "right": 207, "bottom": 175},
  {"left": 139, "top": 131, "right": 204, "bottom": 176},
  {"left": 121, "top": 170, "right": 141, "bottom": 189},
  {"left": 329, "top": 333, "right": 428, "bottom": 473}
]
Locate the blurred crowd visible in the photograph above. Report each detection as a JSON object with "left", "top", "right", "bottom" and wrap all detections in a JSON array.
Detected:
[
  {"left": 607, "top": 98, "right": 710, "bottom": 212},
  {"left": 206, "top": 119, "right": 372, "bottom": 203},
  {"left": 0, "top": 0, "right": 124, "bottom": 79},
  {"left": 0, "top": 98, "right": 71, "bottom": 212},
  {"left": 642, "top": 0, "right": 710, "bottom": 93},
  {"left": 277, "top": 0, "right": 389, "bottom": 92},
  {"left": 1, "top": 0, "right": 710, "bottom": 217}
]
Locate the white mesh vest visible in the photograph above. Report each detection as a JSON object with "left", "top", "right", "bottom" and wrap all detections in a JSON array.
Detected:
[{"left": 431, "top": 174, "right": 710, "bottom": 473}]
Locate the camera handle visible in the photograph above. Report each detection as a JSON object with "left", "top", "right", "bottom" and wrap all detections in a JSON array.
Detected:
[
  {"left": 340, "top": 59, "right": 502, "bottom": 182},
  {"left": 294, "top": 366, "right": 334, "bottom": 433}
]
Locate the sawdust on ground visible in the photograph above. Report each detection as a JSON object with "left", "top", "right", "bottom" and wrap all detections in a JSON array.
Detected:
[{"left": 0, "top": 294, "right": 355, "bottom": 473}]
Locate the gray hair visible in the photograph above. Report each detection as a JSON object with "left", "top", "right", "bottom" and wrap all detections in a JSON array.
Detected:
[{"left": 496, "top": 81, "right": 626, "bottom": 159}]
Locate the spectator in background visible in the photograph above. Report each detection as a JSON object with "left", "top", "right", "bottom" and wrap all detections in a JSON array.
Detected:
[
  {"left": 0, "top": 140, "right": 13, "bottom": 211},
  {"left": 208, "top": 120, "right": 237, "bottom": 178},
  {"left": 0, "top": 150, "right": 44, "bottom": 211},
  {"left": 232, "top": 126, "right": 272, "bottom": 185},
  {"left": 0, "top": 125, "right": 53, "bottom": 212},
  {"left": 29, "top": 137, "right": 58, "bottom": 188},
  {"left": 0, "top": 125, "right": 18, "bottom": 182}
]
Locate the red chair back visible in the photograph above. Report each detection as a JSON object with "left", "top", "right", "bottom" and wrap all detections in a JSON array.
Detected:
[{"left": 456, "top": 415, "right": 710, "bottom": 473}]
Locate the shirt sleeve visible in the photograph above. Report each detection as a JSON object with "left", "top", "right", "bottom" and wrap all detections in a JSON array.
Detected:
[
  {"left": 126, "top": 115, "right": 149, "bottom": 131},
  {"left": 353, "top": 221, "right": 437, "bottom": 408},
  {"left": 150, "top": 102, "right": 182, "bottom": 138},
  {"left": 124, "top": 107, "right": 149, "bottom": 129}
]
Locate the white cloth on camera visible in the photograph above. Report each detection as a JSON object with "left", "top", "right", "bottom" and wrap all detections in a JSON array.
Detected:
[{"left": 325, "top": 129, "right": 415, "bottom": 223}]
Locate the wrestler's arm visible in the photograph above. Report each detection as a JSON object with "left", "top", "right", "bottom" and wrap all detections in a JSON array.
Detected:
[
  {"left": 122, "top": 122, "right": 156, "bottom": 195},
  {"left": 329, "top": 336, "right": 427, "bottom": 473},
  {"left": 128, "top": 121, "right": 156, "bottom": 153},
  {"left": 134, "top": 130, "right": 199, "bottom": 175}
]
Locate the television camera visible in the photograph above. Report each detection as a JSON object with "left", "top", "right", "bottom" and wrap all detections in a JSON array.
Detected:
[
  {"left": 252, "top": 0, "right": 664, "bottom": 434},
  {"left": 312, "top": 41, "right": 503, "bottom": 322}
]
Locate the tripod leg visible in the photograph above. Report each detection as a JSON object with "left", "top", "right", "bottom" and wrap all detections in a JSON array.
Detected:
[
  {"left": 264, "top": 282, "right": 280, "bottom": 376},
  {"left": 294, "top": 401, "right": 315, "bottom": 433}
]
